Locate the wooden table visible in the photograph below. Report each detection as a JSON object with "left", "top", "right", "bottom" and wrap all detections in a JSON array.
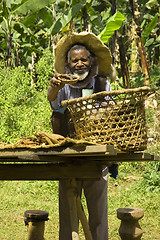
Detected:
[{"left": 0, "top": 145, "right": 159, "bottom": 239}]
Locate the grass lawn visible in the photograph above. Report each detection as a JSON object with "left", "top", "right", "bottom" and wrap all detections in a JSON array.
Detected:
[{"left": 0, "top": 162, "right": 159, "bottom": 240}]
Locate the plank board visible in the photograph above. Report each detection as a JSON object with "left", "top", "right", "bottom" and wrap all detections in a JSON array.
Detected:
[
  {"left": 0, "top": 145, "right": 159, "bottom": 164},
  {"left": 0, "top": 145, "right": 117, "bottom": 160},
  {"left": 0, "top": 162, "right": 102, "bottom": 180},
  {"left": 103, "top": 152, "right": 160, "bottom": 162}
]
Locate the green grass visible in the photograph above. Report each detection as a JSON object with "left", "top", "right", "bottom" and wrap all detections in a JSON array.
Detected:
[{"left": 0, "top": 163, "right": 159, "bottom": 240}]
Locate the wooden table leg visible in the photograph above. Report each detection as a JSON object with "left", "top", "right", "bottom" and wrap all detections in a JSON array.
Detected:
[
  {"left": 76, "top": 195, "right": 93, "bottom": 240},
  {"left": 66, "top": 179, "right": 80, "bottom": 240},
  {"left": 66, "top": 179, "right": 93, "bottom": 240}
]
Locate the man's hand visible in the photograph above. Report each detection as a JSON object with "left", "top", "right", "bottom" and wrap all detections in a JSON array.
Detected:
[
  {"left": 47, "top": 73, "right": 64, "bottom": 102},
  {"left": 50, "top": 73, "right": 65, "bottom": 90}
]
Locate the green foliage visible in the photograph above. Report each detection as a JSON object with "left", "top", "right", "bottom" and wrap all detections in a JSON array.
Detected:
[
  {"left": 98, "top": 11, "right": 125, "bottom": 43},
  {"left": 0, "top": 0, "right": 126, "bottom": 67},
  {"left": 13, "top": 0, "right": 55, "bottom": 15},
  {"left": 51, "top": 0, "right": 89, "bottom": 35},
  {"left": 138, "top": 162, "right": 160, "bottom": 192},
  {"left": 35, "top": 49, "right": 54, "bottom": 91},
  {"left": 119, "top": 160, "right": 160, "bottom": 193},
  {"left": 127, "top": 68, "right": 160, "bottom": 193},
  {"left": 0, "top": 0, "right": 159, "bottom": 74},
  {"left": 142, "top": 13, "right": 160, "bottom": 66},
  {"left": 110, "top": 77, "right": 124, "bottom": 90},
  {"left": 0, "top": 50, "right": 53, "bottom": 143},
  {"left": 129, "top": 64, "right": 160, "bottom": 89},
  {"left": 149, "top": 64, "right": 160, "bottom": 90},
  {"left": 142, "top": 14, "right": 158, "bottom": 44},
  {"left": 116, "top": 0, "right": 160, "bottom": 70},
  {"left": 0, "top": 0, "right": 55, "bottom": 67},
  {"left": 130, "top": 72, "right": 147, "bottom": 88}
]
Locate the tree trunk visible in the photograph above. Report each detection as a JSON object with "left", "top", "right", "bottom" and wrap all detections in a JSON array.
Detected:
[
  {"left": 82, "top": 7, "right": 89, "bottom": 31},
  {"left": 137, "top": 31, "right": 150, "bottom": 86},
  {"left": 130, "top": 19, "right": 139, "bottom": 73},
  {"left": 117, "top": 31, "right": 130, "bottom": 88},
  {"left": 110, "top": 0, "right": 117, "bottom": 64},
  {"left": 131, "top": 0, "right": 150, "bottom": 86},
  {"left": 7, "top": 35, "right": 12, "bottom": 67},
  {"left": 110, "top": 0, "right": 130, "bottom": 88}
]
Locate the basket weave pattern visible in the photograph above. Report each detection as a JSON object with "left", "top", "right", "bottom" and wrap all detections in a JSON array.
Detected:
[{"left": 62, "top": 87, "right": 150, "bottom": 151}]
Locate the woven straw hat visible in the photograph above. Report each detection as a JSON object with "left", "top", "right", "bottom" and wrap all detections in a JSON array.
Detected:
[{"left": 54, "top": 32, "right": 112, "bottom": 76}]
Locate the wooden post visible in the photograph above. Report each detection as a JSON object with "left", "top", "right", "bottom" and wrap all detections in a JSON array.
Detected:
[
  {"left": 24, "top": 210, "right": 49, "bottom": 240},
  {"left": 76, "top": 195, "right": 93, "bottom": 240},
  {"left": 117, "top": 207, "right": 144, "bottom": 240},
  {"left": 66, "top": 179, "right": 93, "bottom": 240},
  {"left": 66, "top": 179, "right": 80, "bottom": 240}
]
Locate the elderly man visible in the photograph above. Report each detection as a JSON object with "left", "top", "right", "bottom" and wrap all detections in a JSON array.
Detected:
[{"left": 47, "top": 32, "right": 116, "bottom": 240}]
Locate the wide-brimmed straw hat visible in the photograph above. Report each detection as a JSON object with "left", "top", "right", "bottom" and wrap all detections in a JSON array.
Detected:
[{"left": 54, "top": 32, "right": 112, "bottom": 76}]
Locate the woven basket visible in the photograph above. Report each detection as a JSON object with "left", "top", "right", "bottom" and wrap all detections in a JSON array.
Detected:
[{"left": 62, "top": 87, "right": 151, "bottom": 151}]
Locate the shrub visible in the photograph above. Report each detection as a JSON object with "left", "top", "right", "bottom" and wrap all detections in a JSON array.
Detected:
[
  {"left": 138, "top": 162, "right": 160, "bottom": 192},
  {"left": 35, "top": 49, "right": 54, "bottom": 91},
  {"left": 0, "top": 50, "right": 54, "bottom": 143}
]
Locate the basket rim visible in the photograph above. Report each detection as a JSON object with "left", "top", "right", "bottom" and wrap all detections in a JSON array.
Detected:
[{"left": 61, "top": 86, "right": 152, "bottom": 107}]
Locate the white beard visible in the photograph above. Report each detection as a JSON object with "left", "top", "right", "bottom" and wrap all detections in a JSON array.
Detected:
[{"left": 73, "top": 71, "right": 89, "bottom": 81}]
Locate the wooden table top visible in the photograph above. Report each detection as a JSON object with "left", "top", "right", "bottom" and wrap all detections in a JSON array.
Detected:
[
  {"left": 0, "top": 144, "right": 159, "bottom": 162},
  {"left": 0, "top": 145, "right": 159, "bottom": 181}
]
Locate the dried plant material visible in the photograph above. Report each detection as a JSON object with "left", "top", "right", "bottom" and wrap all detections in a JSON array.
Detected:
[
  {"left": 57, "top": 74, "right": 79, "bottom": 84},
  {"left": 36, "top": 131, "right": 65, "bottom": 144},
  {"left": 0, "top": 132, "right": 94, "bottom": 150}
]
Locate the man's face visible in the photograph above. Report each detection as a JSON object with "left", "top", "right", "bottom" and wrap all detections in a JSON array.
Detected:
[{"left": 68, "top": 48, "right": 91, "bottom": 79}]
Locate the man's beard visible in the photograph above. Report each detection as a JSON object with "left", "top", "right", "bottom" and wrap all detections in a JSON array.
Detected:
[{"left": 73, "top": 70, "right": 89, "bottom": 81}]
